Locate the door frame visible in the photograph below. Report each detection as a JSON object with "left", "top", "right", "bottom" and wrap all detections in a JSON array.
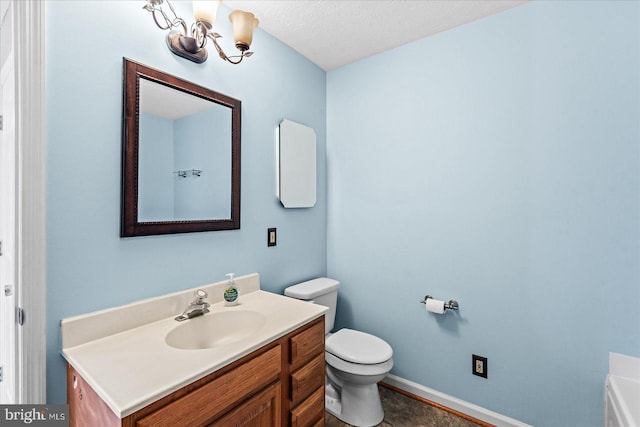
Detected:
[
  {"left": 0, "top": 47, "right": 17, "bottom": 405},
  {"left": 12, "top": 0, "right": 46, "bottom": 404}
]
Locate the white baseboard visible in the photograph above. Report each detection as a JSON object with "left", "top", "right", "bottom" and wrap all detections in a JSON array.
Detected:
[{"left": 382, "top": 374, "right": 532, "bottom": 427}]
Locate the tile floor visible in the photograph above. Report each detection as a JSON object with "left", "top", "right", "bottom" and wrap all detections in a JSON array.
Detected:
[{"left": 325, "top": 385, "right": 485, "bottom": 427}]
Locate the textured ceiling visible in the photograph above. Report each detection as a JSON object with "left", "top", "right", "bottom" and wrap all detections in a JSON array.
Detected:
[{"left": 227, "top": 0, "right": 529, "bottom": 70}]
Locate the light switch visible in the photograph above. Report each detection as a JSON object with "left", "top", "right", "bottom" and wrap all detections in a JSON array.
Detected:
[{"left": 268, "top": 228, "right": 277, "bottom": 247}]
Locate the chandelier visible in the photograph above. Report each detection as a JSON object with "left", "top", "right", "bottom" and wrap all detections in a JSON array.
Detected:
[{"left": 143, "top": 0, "right": 259, "bottom": 64}]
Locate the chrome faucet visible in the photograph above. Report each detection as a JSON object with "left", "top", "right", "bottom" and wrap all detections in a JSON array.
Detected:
[{"left": 175, "top": 289, "right": 210, "bottom": 322}]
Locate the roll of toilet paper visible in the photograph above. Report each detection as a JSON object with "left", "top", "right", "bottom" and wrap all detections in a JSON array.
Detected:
[{"left": 425, "top": 298, "right": 446, "bottom": 314}]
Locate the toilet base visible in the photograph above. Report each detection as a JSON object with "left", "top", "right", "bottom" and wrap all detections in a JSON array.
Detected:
[
  {"left": 325, "top": 382, "right": 384, "bottom": 427},
  {"left": 325, "top": 384, "right": 343, "bottom": 419}
]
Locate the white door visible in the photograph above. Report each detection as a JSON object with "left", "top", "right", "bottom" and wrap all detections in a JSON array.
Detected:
[{"left": 0, "top": 0, "right": 17, "bottom": 404}]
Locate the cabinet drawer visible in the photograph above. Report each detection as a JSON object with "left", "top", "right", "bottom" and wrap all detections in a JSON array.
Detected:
[
  {"left": 210, "top": 382, "right": 281, "bottom": 427},
  {"left": 290, "top": 318, "right": 324, "bottom": 370},
  {"left": 291, "top": 353, "right": 324, "bottom": 407},
  {"left": 290, "top": 386, "right": 324, "bottom": 427},
  {"left": 137, "top": 345, "right": 281, "bottom": 427}
]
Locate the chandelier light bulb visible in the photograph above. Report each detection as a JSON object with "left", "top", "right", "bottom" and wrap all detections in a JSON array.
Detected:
[{"left": 193, "top": 0, "right": 219, "bottom": 27}]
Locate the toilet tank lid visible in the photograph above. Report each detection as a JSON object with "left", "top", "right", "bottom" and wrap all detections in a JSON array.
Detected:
[{"left": 284, "top": 277, "right": 340, "bottom": 300}]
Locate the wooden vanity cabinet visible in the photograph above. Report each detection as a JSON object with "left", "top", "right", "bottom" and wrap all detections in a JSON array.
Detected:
[{"left": 67, "top": 316, "right": 325, "bottom": 427}]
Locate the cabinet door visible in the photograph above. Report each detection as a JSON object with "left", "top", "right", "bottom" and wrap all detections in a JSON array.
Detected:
[{"left": 210, "top": 382, "right": 281, "bottom": 427}]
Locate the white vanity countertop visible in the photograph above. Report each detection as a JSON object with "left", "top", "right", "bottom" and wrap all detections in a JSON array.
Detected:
[
  {"left": 61, "top": 277, "right": 326, "bottom": 418},
  {"left": 607, "top": 353, "right": 640, "bottom": 427},
  {"left": 607, "top": 375, "right": 640, "bottom": 427}
]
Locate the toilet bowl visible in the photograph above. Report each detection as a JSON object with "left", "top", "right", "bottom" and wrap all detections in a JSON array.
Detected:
[
  {"left": 325, "top": 328, "right": 393, "bottom": 426},
  {"left": 284, "top": 278, "right": 393, "bottom": 427}
]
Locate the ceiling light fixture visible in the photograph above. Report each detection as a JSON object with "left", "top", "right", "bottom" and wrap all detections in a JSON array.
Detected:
[{"left": 143, "top": 0, "right": 259, "bottom": 64}]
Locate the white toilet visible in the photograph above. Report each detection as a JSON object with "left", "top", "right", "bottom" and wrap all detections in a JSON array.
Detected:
[{"left": 284, "top": 278, "right": 393, "bottom": 427}]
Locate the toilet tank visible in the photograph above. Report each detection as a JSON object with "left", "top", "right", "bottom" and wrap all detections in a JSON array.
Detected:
[{"left": 284, "top": 278, "right": 339, "bottom": 334}]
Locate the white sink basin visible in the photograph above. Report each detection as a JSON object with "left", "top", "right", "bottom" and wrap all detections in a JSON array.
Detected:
[{"left": 165, "top": 310, "right": 266, "bottom": 350}]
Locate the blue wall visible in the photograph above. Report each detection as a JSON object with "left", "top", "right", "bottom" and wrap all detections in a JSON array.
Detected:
[
  {"left": 45, "top": 1, "right": 327, "bottom": 404},
  {"left": 327, "top": 1, "right": 639, "bottom": 426}
]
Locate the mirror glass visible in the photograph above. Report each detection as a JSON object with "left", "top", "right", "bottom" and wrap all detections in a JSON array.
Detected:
[
  {"left": 277, "top": 119, "right": 316, "bottom": 208},
  {"left": 122, "top": 59, "right": 241, "bottom": 236},
  {"left": 138, "top": 78, "right": 232, "bottom": 222}
]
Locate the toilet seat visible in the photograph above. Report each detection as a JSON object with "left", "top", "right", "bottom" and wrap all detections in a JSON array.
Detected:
[
  {"left": 326, "top": 328, "right": 393, "bottom": 364},
  {"left": 325, "top": 351, "right": 394, "bottom": 376}
]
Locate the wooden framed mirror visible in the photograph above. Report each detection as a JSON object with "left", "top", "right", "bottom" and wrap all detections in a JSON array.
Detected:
[{"left": 121, "top": 58, "right": 241, "bottom": 237}]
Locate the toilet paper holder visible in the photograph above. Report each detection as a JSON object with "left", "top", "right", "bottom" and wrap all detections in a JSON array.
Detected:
[{"left": 420, "top": 295, "right": 459, "bottom": 311}]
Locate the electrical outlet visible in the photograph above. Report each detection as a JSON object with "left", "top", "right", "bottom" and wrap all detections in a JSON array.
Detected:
[
  {"left": 472, "top": 354, "right": 487, "bottom": 378},
  {"left": 267, "top": 228, "right": 277, "bottom": 247}
]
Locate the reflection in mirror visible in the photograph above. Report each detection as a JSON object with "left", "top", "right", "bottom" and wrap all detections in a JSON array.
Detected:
[
  {"left": 121, "top": 59, "right": 241, "bottom": 237},
  {"left": 138, "top": 78, "right": 231, "bottom": 222}
]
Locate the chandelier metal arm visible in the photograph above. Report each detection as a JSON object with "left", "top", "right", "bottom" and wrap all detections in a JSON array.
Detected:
[
  {"left": 193, "top": 21, "right": 209, "bottom": 50},
  {"left": 208, "top": 33, "right": 233, "bottom": 63},
  {"left": 145, "top": 1, "right": 188, "bottom": 35},
  {"left": 207, "top": 33, "right": 252, "bottom": 65}
]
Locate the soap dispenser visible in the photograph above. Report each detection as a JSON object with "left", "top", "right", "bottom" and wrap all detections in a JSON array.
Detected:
[{"left": 223, "top": 273, "right": 239, "bottom": 306}]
